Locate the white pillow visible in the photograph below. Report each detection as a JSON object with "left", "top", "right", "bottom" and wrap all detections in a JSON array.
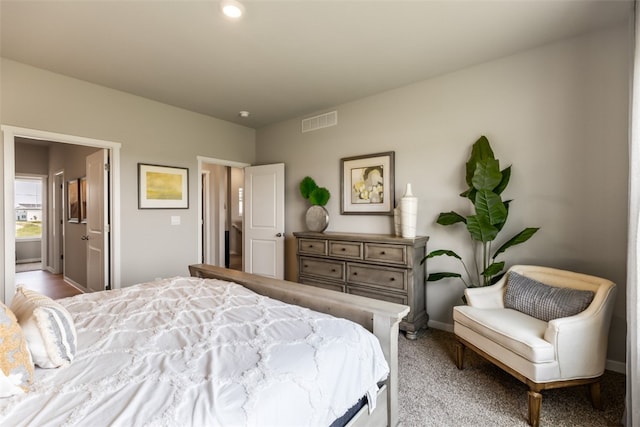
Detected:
[{"left": 10, "top": 287, "right": 77, "bottom": 369}]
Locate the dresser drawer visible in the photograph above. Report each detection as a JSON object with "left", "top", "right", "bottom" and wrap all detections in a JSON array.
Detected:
[
  {"left": 347, "top": 263, "right": 407, "bottom": 291},
  {"left": 364, "top": 243, "right": 407, "bottom": 265},
  {"left": 299, "top": 257, "right": 345, "bottom": 281},
  {"left": 298, "top": 238, "right": 328, "bottom": 256},
  {"left": 329, "top": 241, "right": 362, "bottom": 260},
  {"left": 348, "top": 286, "right": 408, "bottom": 305},
  {"left": 299, "top": 277, "right": 346, "bottom": 293}
]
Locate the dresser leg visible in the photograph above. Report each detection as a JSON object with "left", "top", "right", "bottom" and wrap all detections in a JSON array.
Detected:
[{"left": 405, "top": 330, "right": 418, "bottom": 340}]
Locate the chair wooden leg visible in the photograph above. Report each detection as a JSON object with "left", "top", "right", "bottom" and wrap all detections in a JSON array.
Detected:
[
  {"left": 454, "top": 340, "right": 465, "bottom": 369},
  {"left": 528, "top": 390, "right": 542, "bottom": 427},
  {"left": 590, "top": 381, "right": 603, "bottom": 410}
]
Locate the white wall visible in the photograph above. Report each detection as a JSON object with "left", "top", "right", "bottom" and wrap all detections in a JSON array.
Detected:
[
  {"left": 256, "top": 24, "right": 630, "bottom": 365},
  {"left": 1, "top": 58, "right": 256, "bottom": 287}
]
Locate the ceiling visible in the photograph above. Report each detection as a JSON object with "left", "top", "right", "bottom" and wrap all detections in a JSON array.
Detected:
[{"left": 0, "top": 1, "right": 633, "bottom": 129}]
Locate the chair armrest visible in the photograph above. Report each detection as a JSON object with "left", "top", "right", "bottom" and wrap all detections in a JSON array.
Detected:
[
  {"left": 464, "top": 280, "right": 507, "bottom": 309},
  {"left": 544, "top": 283, "right": 617, "bottom": 378}
]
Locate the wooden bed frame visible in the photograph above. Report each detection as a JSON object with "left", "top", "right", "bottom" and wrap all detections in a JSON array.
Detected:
[{"left": 188, "top": 264, "right": 410, "bottom": 427}]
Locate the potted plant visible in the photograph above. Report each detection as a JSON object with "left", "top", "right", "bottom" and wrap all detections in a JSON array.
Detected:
[
  {"left": 300, "top": 176, "right": 331, "bottom": 232},
  {"left": 422, "top": 136, "right": 539, "bottom": 287}
]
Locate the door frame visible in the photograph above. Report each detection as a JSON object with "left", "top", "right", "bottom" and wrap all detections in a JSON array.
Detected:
[
  {"left": 2, "top": 125, "right": 121, "bottom": 303},
  {"left": 52, "top": 170, "right": 65, "bottom": 275},
  {"left": 196, "top": 156, "right": 249, "bottom": 266}
]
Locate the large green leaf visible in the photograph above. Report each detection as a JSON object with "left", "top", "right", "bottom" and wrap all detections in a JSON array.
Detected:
[
  {"left": 465, "top": 136, "right": 495, "bottom": 186},
  {"left": 460, "top": 187, "right": 476, "bottom": 203},
  {"left": 427, "top": 272, "right": 462, "bottom": 282},
  {"left": 494, "top": 200, "right": 512, "bottom": 231},
  {"left": 482, "top": 261, "right": 505, "bottom": 278},
  {"left": 494, "top": 166, "right": 511, "bottom": 195},
  {"left": 474, "top": 190, "right": 507, "bottom": 226},
  {"left": 472, "top": 158, "right": 502, "bottom": 190},
  {"left": 466, "top": 214, "right": 499, "bottom": 242},
  {"left": 492, "top": 227, "right": 540, "bottom": 259},
  {"left": 424, "top": 249, "right": 462, "bottom": 260},
  {"left": 436, "top": 211, "right": 466, "bottom": 226}
]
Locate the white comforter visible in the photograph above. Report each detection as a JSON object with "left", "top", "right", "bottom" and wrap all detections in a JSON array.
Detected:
[{"left": 0, "top": 277, "right": 389, "bottom": 427}]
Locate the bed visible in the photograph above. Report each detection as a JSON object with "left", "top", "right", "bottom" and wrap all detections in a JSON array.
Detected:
[{"left": 0, "top": 264, "right": 409, "bottom": 427}]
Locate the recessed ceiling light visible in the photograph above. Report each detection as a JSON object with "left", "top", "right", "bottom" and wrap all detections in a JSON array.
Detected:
[
  {"left": 238, "top": 111, "right": 250, "bottom": 118},
  {"left": 221, "top": 0, "right": 245, "bottom": 19}
]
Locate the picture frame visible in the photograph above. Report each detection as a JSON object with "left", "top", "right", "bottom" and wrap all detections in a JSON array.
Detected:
[
  {"left": 138, "top": 163, "right": 189, "bottom": 209},
  {"left": 340, "top": 151, "right": 395, "bottom": 215},
  {"left": 67, "top": 179, "right": 80, "bottom": 223},
  {"left": 79, "top": 177, "right": 87, "bottom": 223}
]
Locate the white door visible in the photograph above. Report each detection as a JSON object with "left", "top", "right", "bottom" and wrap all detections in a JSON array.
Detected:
[
  {"left": 86, "top": 149, "right": 109, "bottom": 292},
  {"left": 243, "top": 163, "right": 285, "bottom": 279}
]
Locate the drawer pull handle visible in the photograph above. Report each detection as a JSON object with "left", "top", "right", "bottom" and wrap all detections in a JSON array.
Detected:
[
  {"left": 304, "top": 265, "right": 308, "bottom": 268},
  {"left": 353, "top": 272, "right": 358, "bottom": 276},
  {"left": 380, "top": 251, "right": 386, "bottom": 255},
  {"left": 331, "top": 269, "right": 336, "bottom": 272},
  {"left": 390, "top": 277, "right": 395, "bottom": 281},
  {"left": 309, "top": 245, "right": 313, "bottom": 248},
  {"left": 341, "top": 248, "right": 346, "bottom": 251}
]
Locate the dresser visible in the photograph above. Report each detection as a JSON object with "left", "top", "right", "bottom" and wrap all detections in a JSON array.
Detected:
[{"left": 293, "top": 231, "right": 429, "bottom": 339}]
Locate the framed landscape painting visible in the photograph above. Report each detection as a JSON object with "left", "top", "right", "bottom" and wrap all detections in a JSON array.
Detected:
[
  {"left": 340, "top": 151, "right": 395, "bottom": 215},
  {"left": 138, "top": 163, "right": 189, "bottom": 209}
]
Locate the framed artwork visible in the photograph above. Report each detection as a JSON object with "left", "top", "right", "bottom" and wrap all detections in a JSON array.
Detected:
[
  {"left": 79, "top": 177, "right": 87, "bottom": 223},
  {"left": 340, "top": 151, "right": 395, "bottom": 215},
  {"left": 138, "top": 163, "right": 189, "bottom": 209},
  {"left": 67, "top": 179, "right": 80, "bottom": 223}
]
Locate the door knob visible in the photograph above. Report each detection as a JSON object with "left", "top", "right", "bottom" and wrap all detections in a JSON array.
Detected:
[
  {"left": 276, "top": 233, "right": 284, "bottom": 237},
  {"left": 81, "top": 235, "right": 89, "bottom": 240}
]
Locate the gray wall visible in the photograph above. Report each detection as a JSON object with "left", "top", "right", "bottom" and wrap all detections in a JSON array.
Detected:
[
  {"left": 255, "top": 24, "right": 630, "bottom": 365},
  {"left": 1, "top": 57, "right": 256, "bottom": 287}
]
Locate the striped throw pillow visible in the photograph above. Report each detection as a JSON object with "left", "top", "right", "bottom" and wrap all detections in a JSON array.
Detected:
[
  {"left": 10, "top": 287, "right": 77, "bottom": 369},
  {"left": 504, "top": 272, "right": 595, "bottom": 322},
  {"left": 0, "top": 301, "right": 33, "bottom": 396}
]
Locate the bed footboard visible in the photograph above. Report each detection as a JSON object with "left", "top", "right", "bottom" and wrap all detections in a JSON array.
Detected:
[{"left": 188, "top": 264, "right": 409, "bottom": 427}]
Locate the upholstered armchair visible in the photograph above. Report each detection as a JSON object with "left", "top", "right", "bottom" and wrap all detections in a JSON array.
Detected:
[{"left": 452, "top": 265, "right": 617, "bottom": 427}]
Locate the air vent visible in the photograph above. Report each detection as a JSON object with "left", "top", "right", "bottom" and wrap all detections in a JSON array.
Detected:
[{"left": 301, "top": 111, "right": 338, "bottom": 133}]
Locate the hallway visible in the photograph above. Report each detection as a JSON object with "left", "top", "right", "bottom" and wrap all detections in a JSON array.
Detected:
[{"left": 15, "top": 268, "right": 83, "bottom": 300}]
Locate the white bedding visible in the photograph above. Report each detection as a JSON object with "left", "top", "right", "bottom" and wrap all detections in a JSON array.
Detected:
[{"left": 0, "top": 277, "right": 389, "bottom": 427}]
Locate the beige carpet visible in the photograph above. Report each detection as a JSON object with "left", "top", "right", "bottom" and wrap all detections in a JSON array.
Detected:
[{"left": 398, "top": 328, "right": 625, "bottom": 427}]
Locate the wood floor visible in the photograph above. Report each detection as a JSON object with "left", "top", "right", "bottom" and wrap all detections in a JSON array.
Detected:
[{"left": 15, "top": 268, "right": 83, "bottom": 300}]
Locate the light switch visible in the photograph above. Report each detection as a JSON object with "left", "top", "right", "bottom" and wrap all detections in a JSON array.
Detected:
[{"left": 171, "top": 215, "right": 181, "bottom": 225}]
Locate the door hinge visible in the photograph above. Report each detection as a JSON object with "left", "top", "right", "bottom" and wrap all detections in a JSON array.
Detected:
[
  {"left": 104, "top": 224, "right": 110, "bottom": 233},
  {"left": 104, "top": 163, "right": 110, "bottom": 172}
]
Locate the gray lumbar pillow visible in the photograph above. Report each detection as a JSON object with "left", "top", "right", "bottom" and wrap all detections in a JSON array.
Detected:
[{"left": 504, "top": 271, "right": 595, "bottom": 322}]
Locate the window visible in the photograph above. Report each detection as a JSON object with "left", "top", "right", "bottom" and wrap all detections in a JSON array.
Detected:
[
  {"left": 15, "top": 177, "right": 43, "bottom": 239},
  {"left": 238, "top": 187, "right": 243, "bottom": 217}
]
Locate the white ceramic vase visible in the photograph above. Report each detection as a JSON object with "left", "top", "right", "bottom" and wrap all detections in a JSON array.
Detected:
[{"left": 400, "top": 183, "right": 418, "bottom": 238}]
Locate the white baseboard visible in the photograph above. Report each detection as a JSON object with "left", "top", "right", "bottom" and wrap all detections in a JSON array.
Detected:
[
  {"left": 16, "top": 258, "right": 41, "bottom": 264},
  {"left": 606, "top": 359, "right": 626, "bottom": 374},
  {"left": 427, "top": 320, "right": 626, "bottom": 375},
  {"left": 427, "top": 320, "right": 454, "bottom": 333},
  {"left": 63, "top": 276, "right": 88, "bottom": 293}
]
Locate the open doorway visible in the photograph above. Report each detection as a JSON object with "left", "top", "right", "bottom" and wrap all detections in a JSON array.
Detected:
[
  {"left": 197, "top": 156, "right": 249, "bottom": 271},
  {"left": 2, "top": 125, "right": 121, "bottom": 303}
]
